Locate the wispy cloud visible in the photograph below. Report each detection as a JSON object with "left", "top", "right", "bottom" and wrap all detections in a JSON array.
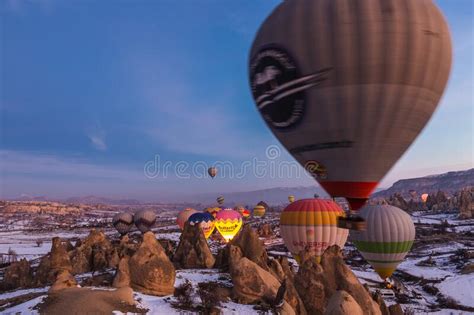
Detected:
[{"left": 86, "top": 122, "right": 107, "bottom": 151}]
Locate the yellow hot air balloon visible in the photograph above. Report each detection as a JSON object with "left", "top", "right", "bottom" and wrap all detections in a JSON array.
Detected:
[
  {"left": 288, "top": 195, "right": 295, "bottom": 203},
  {"left": 351, "top": 205, "right": 415, "bottom": 280},
  {"left": 188, "top": 212, "right": 216, "bottom": 239},
  {"left": 253, "top": 205, "right": 266, "bottom": 217},
  {"left": 248, "top": 0, "right": 452, "bottom": 219},
  {"left": 208, "top": 167, "right": 217, "bottom": 179},
  {"left": 215, "top": 208, "right": 243, "bottom": 242},
  {"left": 280, "top": 199, "right": 348, "bottom": 263}
]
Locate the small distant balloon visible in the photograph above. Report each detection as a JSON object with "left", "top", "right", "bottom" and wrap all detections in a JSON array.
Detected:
[
  {"left": 253, "top": 205, "right": 266, "bottom": 217},
  {"left": 314, "top": 193, "right": 319, "bottom": 199},
  {"left": 177, "top": 208, "right": 198, "bottom": 230},
  {"left": 288, "top": 195, "right": 295, "bottom": 203},
  {"left": 134, "top": 209, "right": 157, "bottom": 233},
  {"left": 206, "top": 207, "right": 222, "bottom": 218},
  {"left": 235, "top": 205, "right": 250, "bottom": 219},
  {"left": 217, "top": 196, "right": 225, "bottom": 205},
  {"left": 188, "top": 212, "right": 216, "bottom": 239},
  {"left": 421, "top": 193, "right": 429, "bottom": 203},
  {"left": 113, "top": 212, "right": 134, "bottom": 236},
  {"left": 208, "top": 167, "right": 217, "bottom": 179}
]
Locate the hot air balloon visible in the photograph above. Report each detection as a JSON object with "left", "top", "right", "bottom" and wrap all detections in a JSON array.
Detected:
[
  {"left": 314, "top": 194, "right": 319, "bottom": 199},
  {"left": 188, "top": 212, "right": 216, "bottom": 239},
  {"left": 421, "top": 193, "right": 429, "bottom": 203},
  {"left": 112, "top": 212, "right": 134, "bottom": 236},
  {"left": 288, "top": 195, "right": 295, "bottom": 203},
  {"left": 351, "top": 205, "right": 415, "bottom": 280},
  {"left": 280, "top": 199, "right": 348, "bottom": 263},
  {"left": 177, "top": 208, "right": 198, "bottom": 230},
  {"left": 249, "top": 0, "right": 452, "bottom": 227},
  {"left": 217, "top": 196, "right": 225, "bottom": 205},
  {"left": 208, "top": 167, "right": 217, "bottom": 179},
  {"left": 206, "top": 207, "right": 222, "bottom": 218},
  {"left": 253, "top": 205, "right": 266, "bottom": 217},
  {"left": 235, "top": 206, "right": 251, "bottom": 219},
  {"left": 215, "top": 208, "right": 243, "bottom": 242},
  {"left": 134, "top": 209, "right": 157, "bottom": 233}
]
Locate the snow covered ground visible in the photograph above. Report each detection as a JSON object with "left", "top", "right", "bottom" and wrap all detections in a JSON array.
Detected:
[
  {"left": 436, "top": 274, "right": 474, "bottom": 308},
  {"left": 0, "top": 210, "right": 473, "bottom": 314}
]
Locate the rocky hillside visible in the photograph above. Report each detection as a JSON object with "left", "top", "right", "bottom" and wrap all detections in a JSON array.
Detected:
[
  {"left": 0, "top": 201, "right": 90, "bottom": 215},
  {"left": 374, "top": 169, "right": 474, "bottom": 198}
]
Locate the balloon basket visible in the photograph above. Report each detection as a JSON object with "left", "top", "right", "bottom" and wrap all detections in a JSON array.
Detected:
[{"left": 337, "top": 216, "right": 366, "bottom": 231}]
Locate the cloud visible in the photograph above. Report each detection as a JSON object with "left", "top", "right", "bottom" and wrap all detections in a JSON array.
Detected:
[{"left": 86, "top": 122, "right": 107, "bottom": 151}]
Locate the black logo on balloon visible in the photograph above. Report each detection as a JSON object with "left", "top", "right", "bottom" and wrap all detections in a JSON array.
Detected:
[
  {"left": 304, "top": 160, "right": 328, "bottom": 179},
  {"left": 249, "top": 46, "right": 331, "bottom": 129}
]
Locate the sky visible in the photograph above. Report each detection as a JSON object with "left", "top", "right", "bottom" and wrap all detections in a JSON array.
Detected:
[{"left": 1, "top": 0, "right": 473, "bottom": 201}]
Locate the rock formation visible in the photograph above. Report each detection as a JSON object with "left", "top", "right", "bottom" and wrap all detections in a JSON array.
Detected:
[
  {"left": 459, "top": 188, "right": 474, "bottom": 219},
  {"left": 294, "top": 245, "right": 381, "bottom": 315},
  {"left": 2, "top": 259, "right": 33, "bottom": 289},
  {"left": 258, "top": 223, "right": 273, "bottom": 237},
  {"left": 112, "top": 257, "right": 131, "bottom": 288},
  {"left": 230, "top": 225, "right": 269, "bottom": 270},
  {"left": 230, "top": 257, "right": 281, "bottom": 304},
  {"left": 49, "top": 270, "right": 77, "bottom": 292},
  {"left": 69, "top": 229, "right": 113, "bottom": 274},
  {"left": 50, "top": 237, "right": 73, "bottom": 273},
  {"left": 324, "top": 290, "right": 364, "bottom": 315},
  {"left": 173, "top": 223, "right": 215, "bottom": 269},
  {"left": 128, "top": 231, "right": 175, "bottom": 296}
]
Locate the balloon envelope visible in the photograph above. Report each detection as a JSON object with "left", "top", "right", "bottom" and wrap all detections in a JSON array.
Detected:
[
  {"left": 113, "top": 212, "right": 134, "bottom": 235},
  {"left": 249, "top": 0, "right": 452, "bottom": 211},
  {"left": 421, "top": 193, "right": 429, "bottom": 203},
  {"left": 188, "top": 212, "right": 216, "bottom": 239},
  {"left": 208, "top": 167, "right": 217, "bottom": 178},
  {"left": 177, "top": 208, "right": 198, "bottom": 230},
  {"left": 351, "top": 205, "right": 415, "bottom": 279},
  {"left": 280, "top": 199, "right": 348, "bottom": 262},
  {"left": 217, "top": 196, "right": 225, "bottom": 205},
  {"left": 253, "top": 205, "right": 266, "bottom": 217},
  {"left": 134, "top": 210, "right": 157, "bottom": 233},
  {"left": 215, "top": 208, "right": 243, "bottom": 241}
]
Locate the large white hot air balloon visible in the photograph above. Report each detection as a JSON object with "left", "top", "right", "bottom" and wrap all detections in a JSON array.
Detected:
[
  {"left": 248, "top": 0, "right": 452, "bottom": 218},
  {"left": 351, "top": 205, "right": 415, "bottom": 280}
]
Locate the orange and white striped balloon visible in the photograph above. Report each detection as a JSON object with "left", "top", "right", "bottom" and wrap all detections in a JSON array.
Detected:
[{"left": 280, "top": 199, "right": 348, "bottom": 262}]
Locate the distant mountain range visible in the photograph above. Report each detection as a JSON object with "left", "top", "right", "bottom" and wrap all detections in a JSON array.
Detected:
[
  {"left": 6, "top": 169, "right": 472, "bottom": 206},
  {"left": 182, "top": 186, "right": 330, "bottom": 207},
  {"left": 373, "top": 168, "right": 474, "bottom": 198}
]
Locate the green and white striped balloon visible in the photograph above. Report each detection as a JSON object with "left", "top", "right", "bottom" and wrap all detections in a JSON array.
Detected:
[{"left": 351, "top": 205, "right": 415, "bottom": 279}]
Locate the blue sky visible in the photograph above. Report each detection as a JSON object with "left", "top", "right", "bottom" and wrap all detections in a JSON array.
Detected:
[{"left": 1, "top": 0, "right": 472, "bottom": 201}]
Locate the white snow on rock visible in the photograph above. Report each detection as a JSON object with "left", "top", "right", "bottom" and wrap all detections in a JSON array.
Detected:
[
  {"left": 0, "top": 287, "right": 49, "bottom": 300},
  {"left": 398, "top": 258, "right": 455, "bottom": 280},
  {"left": 436, "top": 274, "right": 474, "bottom": 308},
  {"left": 0, "top": 295, "right": 45, "bottom": 314}
]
